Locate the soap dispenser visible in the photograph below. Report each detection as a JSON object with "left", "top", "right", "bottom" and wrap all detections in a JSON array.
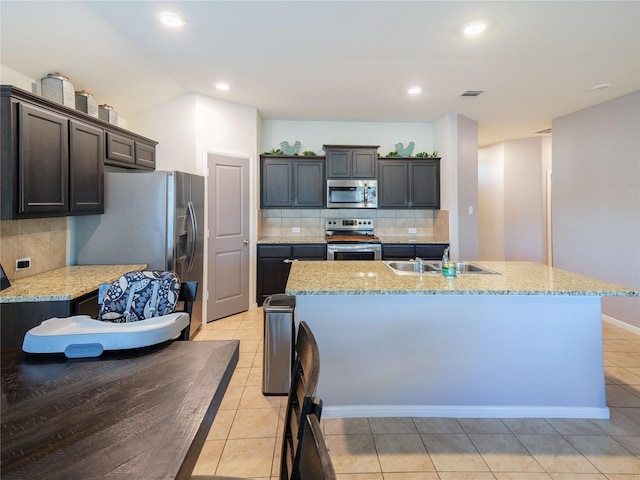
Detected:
[{"left": 442, "top": 247, "right": 456, "bottom": 277}]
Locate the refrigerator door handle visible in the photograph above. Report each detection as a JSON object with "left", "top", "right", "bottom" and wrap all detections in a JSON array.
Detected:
[{"left": 186, "top": 201, "right": 197, "bottom": 272}]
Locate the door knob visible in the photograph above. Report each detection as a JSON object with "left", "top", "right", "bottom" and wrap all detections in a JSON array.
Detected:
[{"left": 243, "top": 239, "right": 250, "bottom": 245}]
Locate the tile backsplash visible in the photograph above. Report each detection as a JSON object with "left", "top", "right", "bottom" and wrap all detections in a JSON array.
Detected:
[
  {"left": 259, "top": 209, "right": 449, "bottom": 239},
  {"left": 0, "top": 218, "right": 69, "bottom": 280}
]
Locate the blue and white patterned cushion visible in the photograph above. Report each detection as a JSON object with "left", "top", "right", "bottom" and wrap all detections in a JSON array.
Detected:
[{"left": 99, "top": 271, "right": 181, "bottom": 323}]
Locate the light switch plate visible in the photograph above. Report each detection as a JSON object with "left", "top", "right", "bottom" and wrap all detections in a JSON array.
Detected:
[
  {"left": 408, "top": 228, "right": 417, "bottom": 234},
  {"left": 292, "top": 227, "right": 301, "bottom": 233}
]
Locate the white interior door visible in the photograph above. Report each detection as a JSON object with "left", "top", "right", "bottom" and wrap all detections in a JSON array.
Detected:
[{"left": 207, "top": 154, "right": 250, "bottom": 321}]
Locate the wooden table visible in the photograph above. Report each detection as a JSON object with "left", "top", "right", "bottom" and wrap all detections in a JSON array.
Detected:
[{"left": 1, "top": 339, "right": 239, "bottom": 479}]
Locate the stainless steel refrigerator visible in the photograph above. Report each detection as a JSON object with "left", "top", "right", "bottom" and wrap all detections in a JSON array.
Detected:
[{"left": 75, "top": 171, "right": 205, "bottom": 338}]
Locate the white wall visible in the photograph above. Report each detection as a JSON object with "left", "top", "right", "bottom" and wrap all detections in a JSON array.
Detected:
[
  {"left": 552, "top": 91, "right": 640, "bottom": 329},
  {"left": 478, "top": 143, "right": 505, "bottom": 260},
  {"left": 260, "top": 120, "right": 435, "bottom": 157},
  {"left": 129, "top": 93, "right": 259, "bottom": 175},
  {"left": 0, "top": 64, "right": 36, "bottom": 92},
  {"left": 504, "top": 138, "right": 545, "bottom": 262},
  {"left": 435, "top": 113, "right": 479, "bottom": 261},
  {"left": 128, "top": 94, "right": 198, "bottom": 173},
  {"left": 478, "top": 137, "right": 546, "bottom": 263},
  {"left": 456, "top": 115, "right": 480, "bottom": 261}
]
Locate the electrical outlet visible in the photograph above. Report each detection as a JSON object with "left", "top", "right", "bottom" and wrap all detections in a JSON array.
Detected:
[
  {"left": 292, "top": 227, "right": 301, "bottom": 233},
  {"left": 16, "top": 257, "right": 31, "bottom": 270},
  {"left": 408, "top": 228, "right": 417, "bottom": 234}
]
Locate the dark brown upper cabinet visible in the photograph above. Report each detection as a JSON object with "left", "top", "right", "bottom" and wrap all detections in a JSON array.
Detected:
[
  {"left": 323, "top": 145, "right": 378, "bottom": 179},
  {"left": 378, "top": 158, "right": 440, "bottom": 209},
  {"left": 260, "top": 156, "right": 325, "bottom": 208},
  {"left": 1, "top": 85, "right": 157, "bottom": 219}
]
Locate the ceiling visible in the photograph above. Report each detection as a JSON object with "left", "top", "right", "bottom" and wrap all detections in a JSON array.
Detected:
[{"left": 1, "top": 1, "right": 639, "bottom": 147}]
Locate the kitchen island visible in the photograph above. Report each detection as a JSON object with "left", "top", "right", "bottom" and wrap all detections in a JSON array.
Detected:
[{"left": 286, "top": 261, "right": 638, "bottom": 419}]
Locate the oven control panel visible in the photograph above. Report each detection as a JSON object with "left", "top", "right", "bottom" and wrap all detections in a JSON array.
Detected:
[{"left": 325, "top": 219, "right": 374, "bottom": 230}]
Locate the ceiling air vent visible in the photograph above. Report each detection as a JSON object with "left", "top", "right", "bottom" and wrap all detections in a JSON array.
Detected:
[
  {"left": 458, "top": 90, "right": 484, "bottom": 98},
  {"left": 535, "top": 128, "right": 552, "bottom": 134}
]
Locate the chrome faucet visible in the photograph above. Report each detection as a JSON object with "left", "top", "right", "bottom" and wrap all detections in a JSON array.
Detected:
[{"left": 414, "top": 256, "right": 424, "bottom": 272}]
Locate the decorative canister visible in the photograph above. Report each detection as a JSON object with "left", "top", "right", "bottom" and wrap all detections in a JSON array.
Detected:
[
  {"left": 41, "top": 72, "right": 75, "bottom": 107},
  {"left": 75, "top": 90, "right": 99, "bottom": 118},
  {"left": 98, "top": 104, "right": 118, "bottom": 125}
]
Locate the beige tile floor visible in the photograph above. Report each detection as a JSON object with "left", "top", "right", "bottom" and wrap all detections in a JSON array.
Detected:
[{"left": 193, "top": 308, "right": 640, "bottom": 480}]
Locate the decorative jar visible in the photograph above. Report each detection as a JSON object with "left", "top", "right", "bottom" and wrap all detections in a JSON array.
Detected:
[
  {"left": 41, "top": 72, "right": 75, "bottom": 107},
  {"left": 75, "top": 90, "right": 99, "bottom": 118},
  {"left": 98, "top": 104, "right": 118, "bottom": 125}
]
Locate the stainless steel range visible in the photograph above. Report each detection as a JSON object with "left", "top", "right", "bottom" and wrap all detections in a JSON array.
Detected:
[{"left": 325, "top": 218, "right": 382, "bottom": 261}]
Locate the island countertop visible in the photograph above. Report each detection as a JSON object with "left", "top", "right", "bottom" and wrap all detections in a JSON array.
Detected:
[
  {"left": 286, "top": 260, "right": 639, "bottom": 296},
  {"left": 0, "top": 265, "right": 147, "bottom": 303}
]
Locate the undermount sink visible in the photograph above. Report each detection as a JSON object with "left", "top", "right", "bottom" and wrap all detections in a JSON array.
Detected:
[{"left": 383, "top": 260, "right": 499, "bottom": 275}]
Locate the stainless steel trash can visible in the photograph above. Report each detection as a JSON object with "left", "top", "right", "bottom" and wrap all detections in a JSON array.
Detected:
[{"left": 262, "top": 294, "right": 296, "bottom": 395}]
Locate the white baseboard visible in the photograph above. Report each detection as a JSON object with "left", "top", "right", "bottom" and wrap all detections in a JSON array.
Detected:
[
  {"left": 603, "top": 314, "right": 640, "bottom": 336},
  {"left": 322, "top": 405, "right": 610, "bottom": 420}
]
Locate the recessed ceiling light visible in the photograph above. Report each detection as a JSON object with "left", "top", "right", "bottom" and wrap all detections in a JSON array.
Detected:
[
  {"left": 215, "top": 83, "right": 230, "bottom": 91},
  {"left": 591, "top": 83, "right": 613, "bottom": 90},
  {"left": 159, "top": 11, "right": 186, "bottom": 28},
  {"left": 462, "top": 21, "right": 487, "bottom": 37},
  {"left": 407, "top": 86, "right": 422, "bottom": 95}
]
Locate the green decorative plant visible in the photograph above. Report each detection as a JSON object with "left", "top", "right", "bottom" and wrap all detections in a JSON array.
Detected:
[
  {"left": 302, "top": 150, "right": 317, "bottom": 156},
  {"left": 262, "top": 148, "right": 284, "bottom": 155},
  {"left": 385, "top": 151, "right": 399, "bottom": 157},
  {"left": 416, "top": 150, "right": 439, "bottom": 158}
]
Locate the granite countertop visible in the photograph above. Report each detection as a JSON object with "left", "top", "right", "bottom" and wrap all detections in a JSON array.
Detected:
[
  {"left": 376, "top": 235, "right": 449, "bottom": 244},
  {"left": 0, "top": 265, "right": 147, "bottom": 303},
  {"left": 286, "top": 260, "right": 639, "bottom": 297},
  {"left": 258, "top": 236, "right": 326, "bottom": 244},
  {"left": 257, "top": 236, "right": 449, "bottom": 244}
]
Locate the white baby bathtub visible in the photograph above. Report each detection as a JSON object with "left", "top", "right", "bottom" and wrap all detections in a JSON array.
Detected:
[{"left": 22, "top": 312, "right": 190, "bottom": 358}]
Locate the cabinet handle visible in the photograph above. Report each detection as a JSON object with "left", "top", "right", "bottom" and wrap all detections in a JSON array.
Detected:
[{"left": 283, "top": 258, "right": 299, "bottom": 264}]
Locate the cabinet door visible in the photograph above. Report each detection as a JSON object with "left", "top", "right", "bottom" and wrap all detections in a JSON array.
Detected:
[
  {"left": 352, "top": 149, "right": 377, "bottom": 178},
  {"left": 292, "top": 244, "right": 326, "bottom": 259},
  {"left": 382, "top": 244, "right": 416, "bottom": 260},
  {"left": 261, "top": 158, "right": 293, "bottom": 207},
  {"left": 69, "top": 120, "right": 104, "bottom": 214},
  {"left": 135, "top": 142, "right": 156, "bottom": 169},
  {"left": 415, "top": 244, "right": 448, "bottom": 260},
  {"left": 256, "top": 245, "right": 293, "bottom": 305},
  {"left": 378, "top": 160, "right": 409, "bottom": 207},
  {"left": 73, "top": 291, "right": 100, "bottom": 318},
  {"left": 410, "top": 160, "right": 440, "bottom": 208},
  {"left": 294, "top": 160, "right": 324, "bottom": 207},
  {"left": 105, "top": 131, "right": 135, "bottom": 166},
  {"left": 326, "top": 149, "right": 351, "bottom": 178},
  {"left": 18, "top": 103, "right": 68, "bottom": 216}
]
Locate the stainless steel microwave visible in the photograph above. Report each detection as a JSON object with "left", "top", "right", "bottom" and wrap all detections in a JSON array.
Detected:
[{"left": 326, "top": 179, "right": 378, "bottom": 209}]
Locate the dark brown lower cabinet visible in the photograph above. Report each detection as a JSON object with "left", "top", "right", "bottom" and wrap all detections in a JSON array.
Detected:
[
  {"left": 382, "top": 243, "right": 449, "bottom": 261},
  {"left": 257, "top": 244, "right": 326, "bottom": 306},
  {"left": 0, "top": 291, "right": 99, "bottom": 350}
]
